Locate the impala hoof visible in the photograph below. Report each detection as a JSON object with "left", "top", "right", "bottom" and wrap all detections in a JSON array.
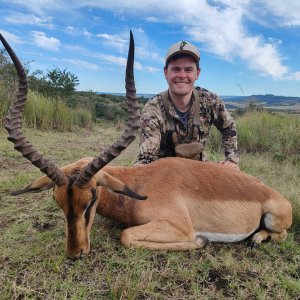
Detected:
[
  {"left": 249, "top": 241, "right": 259, "bottom": 249},
  {"left": 195, "top": 235, "right": 209, "bottom": 248}
]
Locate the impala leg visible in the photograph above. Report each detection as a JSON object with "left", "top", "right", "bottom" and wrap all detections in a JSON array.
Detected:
[
  {"left": 250, "top": 229, "right": 287, "bottom": 248},
  {"left": 121, "top": 219, "right": 207, "bottom": 250},
  {"left": 250, "top": 208, "right": 291, "bottom": 248}
]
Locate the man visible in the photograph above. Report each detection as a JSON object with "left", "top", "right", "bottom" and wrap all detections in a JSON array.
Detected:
[{"left": 135, "top": 41, "right": 239, "bottom": 168}]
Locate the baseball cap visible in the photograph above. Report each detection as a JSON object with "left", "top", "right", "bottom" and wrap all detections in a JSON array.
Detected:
[{"left": 165, "top": 41, "right": 200, "bottom": 63}]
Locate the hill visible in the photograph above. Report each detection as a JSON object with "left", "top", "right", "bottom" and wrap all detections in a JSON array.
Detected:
[
  {"left": 222, "top": 94, "right": 300, "bottom": 113},
  {"left": 97, "top": 92, "right": 300, "bottom": 113}
]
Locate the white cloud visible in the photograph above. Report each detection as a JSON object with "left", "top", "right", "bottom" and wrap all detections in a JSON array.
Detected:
[
  {"left": 285, "top": 72, "right": 300, "bottom": 81},
  {"left": 5, "top": 13, "right": 54, "bottom": 29},
  {"left": 71, "top": 0, "right": 297, "bottom": 79},
  {"left": 94, "top": 52, "right": 157, "bottom": 73},
  {"left": 96, "top": 33, "right": 128, "bottom": 53},
  {"left": 0, "top": 30, "right": 23, "bottom": 44},
  {"left": 65, "top": 26, "right": 93, "bottom": 39},
  {"left": 144, "top": 66, "right": 160, "bottom": 73},
  {"left": 2, "top": 0, "right": 67, "bottom": 15},
  {"left": 145, "top": 16, "right": 159, "bottom": 23},
  {"left": 31, "top": 31, "right": 60, "bottom": 51},
  {"left": 238, "top": 36, "right": 288, "bottom": 78},
  {"left": 83, "top": 29, "right": 93, "bottom": 39},
  {"left": 95, "top": 29, "right": 163, "bottom": 67},
  {"left": 256, "top": 0, "right": 300, "bottom": 27},
  {"left": 65, "top": 26, "right": 76, "bottom": 34},
  {"left": 95, "top": 53, "right": 127, "bottom": 67},
  {"left": 63, "top": 58, "right": 98, "bottom": 70},
  {"left": 3, "top": 0, "right": 299, "bottom": 80}
]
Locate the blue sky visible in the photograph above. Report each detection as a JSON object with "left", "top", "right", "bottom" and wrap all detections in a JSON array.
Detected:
[{"left": 0, "top": 0, "right": 300, "bottom": 97}]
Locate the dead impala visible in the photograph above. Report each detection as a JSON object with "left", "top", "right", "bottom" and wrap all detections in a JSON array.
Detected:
[{"left": 0, "top": 32, "right": 292, "bottom": 259}]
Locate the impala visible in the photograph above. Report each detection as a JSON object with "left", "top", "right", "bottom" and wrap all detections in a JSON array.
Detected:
[{"left": 0, "top": 32, "right": 292, "bottom": 259}]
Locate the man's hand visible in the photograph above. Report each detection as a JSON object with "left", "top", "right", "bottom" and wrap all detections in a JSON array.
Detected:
[{"left": 219, "top": 160, "right": 240, "bottom": 170}]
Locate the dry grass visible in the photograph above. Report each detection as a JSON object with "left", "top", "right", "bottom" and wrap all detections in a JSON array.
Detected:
[{"left": 0, "top": 124, "right": 299, "bottom": 300}]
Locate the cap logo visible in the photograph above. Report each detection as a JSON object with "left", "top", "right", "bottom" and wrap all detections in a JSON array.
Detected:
[{"left": 179, "top": 41, "right": 187, "bottom": 51}]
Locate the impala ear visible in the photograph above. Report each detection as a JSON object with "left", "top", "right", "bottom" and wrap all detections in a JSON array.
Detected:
[
  {"left": 10, "top": 158, "right": 94, "bottom": 196},
  {"left": 95, "top": 171, "right": 147, "bottom": 201},
  {"left": 11, "top": 176, "right": 55, "bottom": 195}
]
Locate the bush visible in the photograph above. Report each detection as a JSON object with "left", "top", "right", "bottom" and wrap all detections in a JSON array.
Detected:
[
  {"left": 23, "top": 91, "right": 93, "bottom": 131},
  {"left": 73, "top": 108, "right": 93, "bottom": 129},
  {"left": 208, "top": 111, "right": 300, "bottom": 161}
]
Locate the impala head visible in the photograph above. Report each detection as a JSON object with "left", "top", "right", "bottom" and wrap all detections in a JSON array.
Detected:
[{"left": 1, "top": 31, "right": 146, "bottom": 259}]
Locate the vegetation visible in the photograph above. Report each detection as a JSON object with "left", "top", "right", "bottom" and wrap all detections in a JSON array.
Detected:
[
  {"left": 0, "top": 50, "right": 92, "bottom": 130},
  {"left": 1, "top": 45, "right": 299, "bottom": 299},
  {"left": 0, "top": 110, "right": 299, "bottom": 299},
  {"left": 24, "top": 90, "right": 93, "bottom": 131},
  {"left": 28, "top": 67, "right": 79, "bottom": 100},
  {"left": 208, "top": 110, "right": 300, "bottom": 163},
  {"left": 1, "top": 47, "right": 144, "bottom": 127}
]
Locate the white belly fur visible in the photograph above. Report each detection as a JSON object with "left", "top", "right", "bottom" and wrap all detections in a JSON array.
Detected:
[{"left": 195, "top": 230, "right": 255, "bottom": 243}]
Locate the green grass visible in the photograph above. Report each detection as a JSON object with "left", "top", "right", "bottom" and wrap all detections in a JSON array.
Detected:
[
  {"left": 0, "top": 118, "right": 300, "bottom": 299},
  {"left": 1, "top": 88, "right": 93, "bottom": 131},
  {"left": 209, "top": 111, "right": 300, "bottom": 162}
]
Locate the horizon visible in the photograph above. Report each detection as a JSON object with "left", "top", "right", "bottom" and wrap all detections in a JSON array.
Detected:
[
  {"left": 95, "top": 91, "right": 300, "bottom": 99},
  {"left": 0, "top": 1, "right": 300, "bottom": 97}
]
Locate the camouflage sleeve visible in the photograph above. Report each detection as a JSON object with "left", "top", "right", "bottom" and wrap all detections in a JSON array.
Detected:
[
  {"left": 213, "top": 97, "right": 239, "bottom": 164},
  {"left": 134, "top": 100, "right": 163, "bottom": 165}
]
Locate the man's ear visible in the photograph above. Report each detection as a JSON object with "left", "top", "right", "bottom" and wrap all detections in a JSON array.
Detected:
[
  {"left": 164, "top": 66, "right": 168, "bottom": 78},
  {"left": 11, "top": 176, "right": 55, "bottom": 195}
]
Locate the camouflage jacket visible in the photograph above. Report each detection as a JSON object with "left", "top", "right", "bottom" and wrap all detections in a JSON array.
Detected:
[{"left": 134, "top": 86, "right": 239, "bottom": 165}]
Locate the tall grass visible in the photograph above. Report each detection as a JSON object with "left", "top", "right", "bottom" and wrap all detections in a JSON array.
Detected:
[
  {"left": 209, "top": 111, "right": 300, "bottom": 161},
  {"left": 2, "top": 89, "right": 93, "bottom": 131},
  {"left": 0, "top": 82, "right": 12, "bottom": 127}
]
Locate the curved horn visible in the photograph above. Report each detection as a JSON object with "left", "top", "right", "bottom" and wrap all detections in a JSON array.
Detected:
[
  {"left": 75, "top": 31, "right": 139, "bottom": 187},
  {"left": 0, "top": 33, "right": 68, "bottom": 186}
]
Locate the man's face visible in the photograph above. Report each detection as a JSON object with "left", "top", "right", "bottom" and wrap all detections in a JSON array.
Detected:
[{"left": 164, "top": 56, "right": 200, "bottom": 98}]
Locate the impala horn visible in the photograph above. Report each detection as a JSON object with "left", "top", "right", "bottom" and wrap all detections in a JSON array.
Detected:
[
  {"left": 75, "top": 30, "right": 140, "bottom": 187},
  {"left": 0, "top": 33, "right": 68, "bottom": 186}
]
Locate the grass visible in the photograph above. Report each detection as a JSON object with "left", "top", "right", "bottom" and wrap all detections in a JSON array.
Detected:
[
  {"left": 209, "top": 111, "right": 300, "bottom": 162},
  {"left": 0, "top": 120, "right": 300, "bottom": 299},
  {"left": 1, "top": 89, "right": 93, "bottom": 131}
]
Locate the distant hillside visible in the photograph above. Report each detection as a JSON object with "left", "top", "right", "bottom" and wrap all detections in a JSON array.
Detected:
[
  {"left": 97, "top": 92, "right": 156, "bottom": 99},
  {"left": 222, "top": 94, "right": 300, "bottom": 106},
  {"left": 96, "top": 92, "right": 300, "bottom": 113},
  {"left": 222, "top": 94, "right": 300, "bottom": 113},
  {"left": 98, "top": 92, "right": 300, "bottom": 105}
]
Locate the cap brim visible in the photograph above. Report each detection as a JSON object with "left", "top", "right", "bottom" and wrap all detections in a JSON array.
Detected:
[{"left": 166, "top": 50, "right": 199, "bottom": 63}]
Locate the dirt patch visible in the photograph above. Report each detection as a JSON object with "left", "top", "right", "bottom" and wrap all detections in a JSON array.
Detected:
[
  {"left": 0, "top": 214, "right": 16, "bottom": 229},
  {"left": 206, "top": 267, "right": 230, "bottom": 290},
  {"left": 32, "top": 221, "right": 55, "bottom": 231}
]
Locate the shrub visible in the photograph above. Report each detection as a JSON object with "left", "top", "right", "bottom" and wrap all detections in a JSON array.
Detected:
[
  {"left": 208, "top": 111, "right": 299, "bottom": 161},
  {"left": 23, "top": 91, "right": 93, "bottom": 131}
]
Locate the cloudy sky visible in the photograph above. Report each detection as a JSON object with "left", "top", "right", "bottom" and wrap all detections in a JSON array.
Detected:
[{"left": 0, "top": 0, "right": 300, "bottom": 96}]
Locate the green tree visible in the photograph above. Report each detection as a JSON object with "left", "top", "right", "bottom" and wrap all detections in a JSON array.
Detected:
[
  {"left": 0, "top": 49, "right": 18, "bottom": 125},
  {"left": 46, "top": 67, "right": 79, "bottom": 99},
  {"left": 27, "top": 67, "right": 80, "bottom": 105},
  {"left": 0, "top": 49, "right": 18, "bottom": 93}
]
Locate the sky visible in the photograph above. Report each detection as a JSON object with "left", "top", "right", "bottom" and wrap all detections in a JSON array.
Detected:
[{"left": 0, "top": 0, "right": 300, "bottom": 97}]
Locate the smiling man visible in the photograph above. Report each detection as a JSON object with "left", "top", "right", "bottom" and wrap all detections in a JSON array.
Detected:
[{"left": 135, "top": 41, "right": 239, "bottom": 168}]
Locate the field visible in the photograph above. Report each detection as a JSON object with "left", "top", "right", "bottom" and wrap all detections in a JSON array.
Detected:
[{"left": 0, "top": 122, "right": 299, "bottom": 299}]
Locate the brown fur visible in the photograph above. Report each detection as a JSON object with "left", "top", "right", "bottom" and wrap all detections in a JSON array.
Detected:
[{"left": 20, "top": 156, "right": 292, "bottom": 258}]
